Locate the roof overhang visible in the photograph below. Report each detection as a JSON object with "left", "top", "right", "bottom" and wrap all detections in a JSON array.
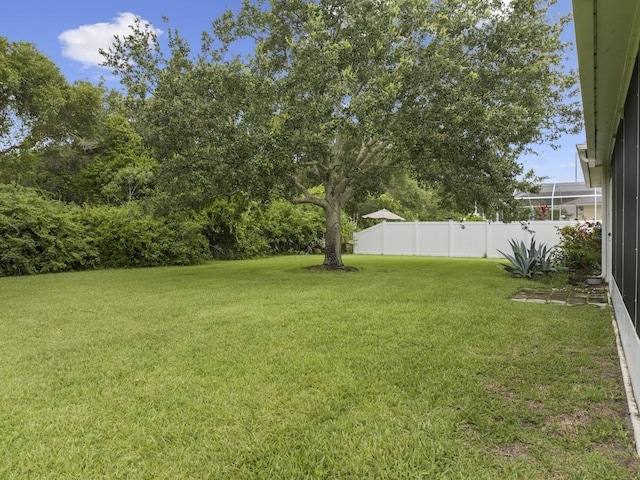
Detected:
[{"left": 573, "top": 0, "right": 640, "bottom": 187}]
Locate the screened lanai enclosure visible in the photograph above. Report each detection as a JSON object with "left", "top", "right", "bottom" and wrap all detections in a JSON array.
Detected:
[{"left": 514, "top": 181, "right": 602, "bottom": 221}]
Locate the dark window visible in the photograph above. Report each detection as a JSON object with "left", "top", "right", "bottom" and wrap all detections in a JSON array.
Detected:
[
  {"left": 612, "top": 54, "right": 640, "bottom": 332},
  {"left": 623, "top": 60, "right": 638, "bottom": 323},
  {"left": 613, "top": 137, "right": 624, "bottom": 285}
]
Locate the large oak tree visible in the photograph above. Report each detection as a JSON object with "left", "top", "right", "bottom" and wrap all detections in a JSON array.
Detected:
[{"left": 104, "top": 0, "right": 580, "bottom": 267}]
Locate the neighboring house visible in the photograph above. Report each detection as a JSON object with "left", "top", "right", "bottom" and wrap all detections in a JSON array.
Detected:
[
  {"left": 514, "top": 182, "right": 602, "bottom": 221},
  {"left": 573, "top": 1, "right": 640, "bottom": 406}
]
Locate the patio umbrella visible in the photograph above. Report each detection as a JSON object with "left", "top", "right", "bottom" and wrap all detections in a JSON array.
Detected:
[{"left": 362, "top": 208, "right": 405, "bottom": 221}]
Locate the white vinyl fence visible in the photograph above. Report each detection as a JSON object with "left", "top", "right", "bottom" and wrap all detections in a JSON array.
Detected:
[{"left": 353, "top": 220, "right": 573, "bottom": 258}]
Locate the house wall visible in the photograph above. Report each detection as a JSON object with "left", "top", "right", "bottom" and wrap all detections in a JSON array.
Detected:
[
  {"left": 609, "top": 52, "right": 640, "bottom": 401},
  {"left": 581, "top": 204, "right": 602, "bottom": 221}
]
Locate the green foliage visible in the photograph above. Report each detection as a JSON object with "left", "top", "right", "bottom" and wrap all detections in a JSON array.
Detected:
[
  {"left": 0, "top": 183, "right": 358, "bottom": 277},
  {"left": 0, "top": 186, "right": 208, "bottom": 276},
  {"left": 0, "top": 37, "right": 68, "bottom": 148},
  {"left": 100, "top": 161, "right": 156, "bottom": 205},
  {"left": 352, "top": 172, "right": 465, "bottom": 227},
  {"left": 463, "top": 214, "right": 486, "bottom": 222},
  {"left": 81, "top": 205, "right": 209, "bottom": 268},
  {"left": 103, "top": 0, "right": 580, "bottom": 266},
  {"left": 103, "top": 30, "right": 272, "bottom": 208},
  {"left": 499, "top": 237, "right": 557, "bottom": 278},
  {"left": 0, "top": 39, "right": 152, "bottom": 206},
  {"left": 260, "top": 199, "right": 325, "bottom": 254},
  {"left": 79, "top": 114, "right": 158, "bottom": 205},
  {"left": 554, "top": 222, "right": 602, "bottom": 275},
  {"left": 198, "top": 195, "right": 354, "bottom": 259},
  {"left": 261, "top": 197, "right": 355, "bottom": 254},
  {"left": 0, "top": 37, "right": 105, "bottom": 200},
  {"left": 0, "top": 185, "right": 97, "bottom": 276},
  {"left": 198, "top": 198, "right": 269, "bottom": 260}
]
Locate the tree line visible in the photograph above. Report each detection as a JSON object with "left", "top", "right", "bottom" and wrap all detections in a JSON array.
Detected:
[{"left": 0, "top": 0, "right": 580, "bottom": 274}]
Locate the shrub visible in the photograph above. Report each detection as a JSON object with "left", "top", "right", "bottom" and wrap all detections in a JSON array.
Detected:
[
  {"left": 81, "top": 205, "right": 209, "bottom": 268},
  {"left": 554, "top": 222, "right": 602, "bottom": 275},
  {"left": 200, "top": 197, "right": 355, "bottom": 259},
  {"left": 0, "top": 185, "right": 98, "bottom": 276},
  {"left": 199, "top": 199, "right": 270, "bottom": 260},
  {"left": 0, "top": 183, "right": 357, "bottom": 277},
  {"left": 260, "top": 199, "right": 327, "bottom": 254},
  {"left": 0, "top": 185, "right": 209, "bottom": 277},
  {"left": 498, "top": 237, "right": 557, "bottom": 278},
  {"left": 160, "top": 214, "right": 212, "bottom": 265},
  {"left": 257, "top": 198, "right": 355, "bottom": 255}
]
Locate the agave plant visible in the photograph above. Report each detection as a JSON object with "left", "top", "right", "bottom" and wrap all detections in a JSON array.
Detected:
[
  {"left": 536, "top": 241, "right": 558, "bottom": 275},
  {"left": 498, "top": 238, "right": 557, "bottom": 278}
]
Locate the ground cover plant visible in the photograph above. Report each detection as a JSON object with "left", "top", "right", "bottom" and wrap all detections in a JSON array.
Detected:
[{"left": 0, "top": 256, "right": 637, "bottom": 479}]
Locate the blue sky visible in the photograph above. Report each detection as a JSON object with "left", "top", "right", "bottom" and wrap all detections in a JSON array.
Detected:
[{"left": 1, "top": 0, "right": 584, "bottom": 183}]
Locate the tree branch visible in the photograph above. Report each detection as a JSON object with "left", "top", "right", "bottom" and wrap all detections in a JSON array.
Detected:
[
  {"left": 291, "top": 176, "right": 328, "bottom": 208},
  {"left": 357, "top": 139, "right": 389, "bottom": 168}
]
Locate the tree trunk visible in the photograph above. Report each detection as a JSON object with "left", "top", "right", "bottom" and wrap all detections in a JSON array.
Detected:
[{"left": 323, "top": 200, "right": 344, "bottom": 267}]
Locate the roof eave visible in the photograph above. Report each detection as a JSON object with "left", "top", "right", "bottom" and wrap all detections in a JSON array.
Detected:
[{"left": 572, "top": 0, "right": 640, "bottom": 180}]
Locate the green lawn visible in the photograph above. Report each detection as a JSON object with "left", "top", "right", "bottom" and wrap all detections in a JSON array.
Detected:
[{"left": 1, "top": 256, "right": 637, "bottom": 479}]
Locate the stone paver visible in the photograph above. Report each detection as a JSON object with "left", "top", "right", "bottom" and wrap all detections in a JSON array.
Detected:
[
  {"left": 566, "top": 295, "right": 588, "bottom": 305},
  {"left": 511, "top": 286, "right": 609, "bottom": 307}
]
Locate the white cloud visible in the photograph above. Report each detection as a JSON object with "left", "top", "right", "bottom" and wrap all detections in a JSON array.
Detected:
[{"left": 58, "top": 12, "right": 162, "bottom": 68}]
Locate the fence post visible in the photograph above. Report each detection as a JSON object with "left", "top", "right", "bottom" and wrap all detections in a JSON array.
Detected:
[
  {"left": 448, "top": 219, "right": 454, "bottom": 257},
  {"left": 414, "top": 220, "right": 419, "bottom": 256},
  {"left": 381, "top": 220, "right": 387, "bottom": 255},
  {"left": 485, "top": 222, "right": 491, "bottom": 258}
]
